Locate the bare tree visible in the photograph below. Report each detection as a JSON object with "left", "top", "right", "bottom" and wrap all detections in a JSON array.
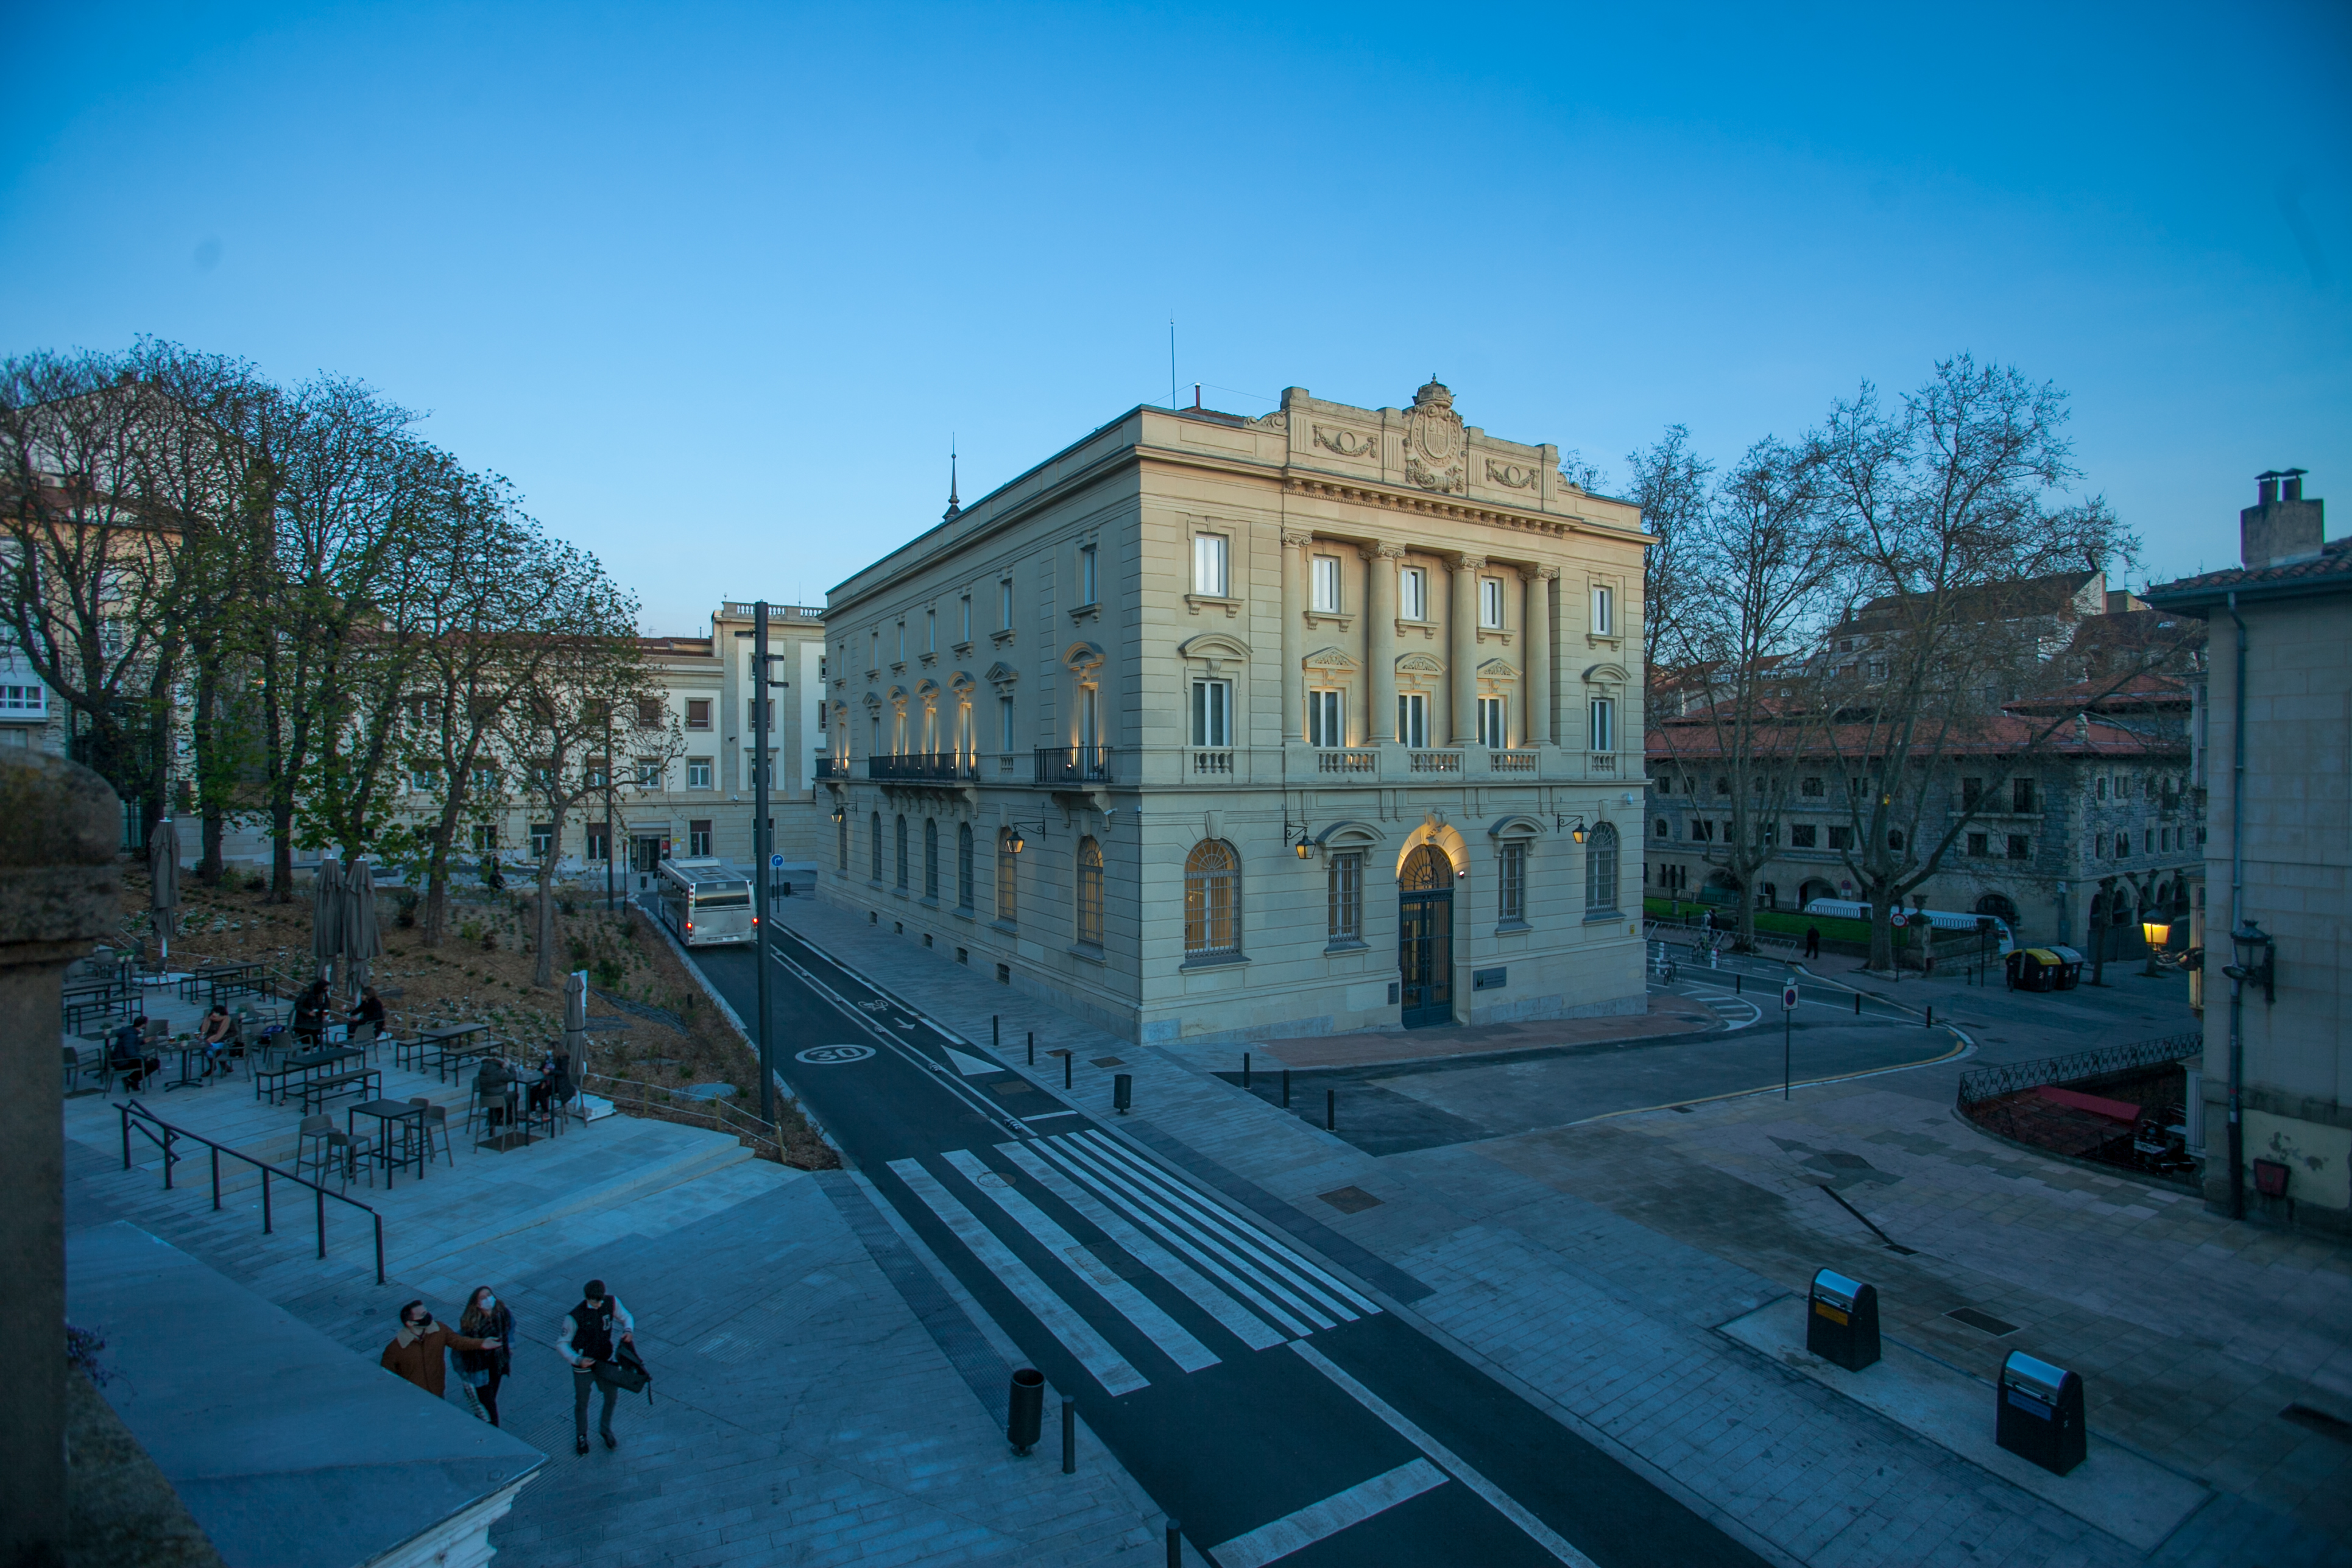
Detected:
[
  {"left": 1805, "top": 356, "right": 2137, "bottom": 970},
  {"left": 1625, "top": 425, "right": 1712, "bottom": 691},
  {"left": 1650, "top": 436, "right": 1840, "bottom": 950}
]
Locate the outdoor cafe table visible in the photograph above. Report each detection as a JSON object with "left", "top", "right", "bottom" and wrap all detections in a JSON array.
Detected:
[
  {"left": 348, "top": 1098, "right": 427, "bottom": 1187},
  {"left": 478, "top": 1067, "right": 543, "bottom": 1153},
  {"left": 416, "top": 1022, "right": 489, "bottom": 1080},
  {"left": 189, "top": 961, "right": 260, "bottom": 1003},
  {"left": 161, "top": 1038, "right": 208, "bottom": 1093},
  {"left": 261, "top": 1045, "right": 364, "bottom": 1106}
]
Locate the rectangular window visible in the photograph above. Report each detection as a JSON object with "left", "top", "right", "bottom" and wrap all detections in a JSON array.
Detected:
[
  {"left": 1592, "top": 585, "right": 1614, "bottom": 637},
  {"left": 685, "top": 699, "right": 712, "bottom": 730},
  {"left": 1828, "top": 824, "right": 1852, "bottom": 850},
  {"left": 2012, "top": 777, "right": 2036, "bottom": 813},
  {"left": 1399, "top": 566, "right": 1428, "bottom": 621},
  {"left": 1801, "top": 776, "right": 1823, "bottom": 797},
  {"left": 868, "top": 715, "right": 881, "bottom": 757},
  {"left": 1480, "top": 577, "right": 1505, "bottom": 628},
  {"left": 1791, "top": 824, "right": 1817, "bottom": 848},
  {"left": 1193, "top": 534, "right": 1229, "bottom": 597},
  {"left": 471, "top": 822, "right": 498, "bottom": 853},
  {"left": 1962, "top": 777, "right": 1983, "bottom": 810},
  {"left": 530, "top": 822, "right": 553, "bottom": 858},
  {"left": 1477, "top": 694, "right": 1506, "bottom": 749},
  {"left": 1588, "top": 697, "right": 1616, "bottom": 752},
  {"left": 999, "top": 578, "right": 1014, "bottom": 629},
  {"left": 2008, "top": 834, "right": 2030, "bottom": 860},
  {"left": 1692, "top": 819, "right": 1716, "bottom": 842},
  {"left": 1327, "top": 852, "right": 1362, "bottom": 944},
  {"left": 1191, "top": 679, "right": 1232, "bottom": 747},
  {"left": 1080, "top": 545, "right": 1098, "bottom": 606},
  {"left": 584, "top": 825, "right": 608, "bottom": 861},
  {"left": 686, "top": 757, "right": 713, "bottom": 789},
  {"left": 1307, "top": 688, "right": 1343, "bottom": 747},
  {"left": 585, "top": 757, "right": 609, "bottom": 788},
  {"left": 746, "top": 697, "right": 774, "bottom": 732},
  {"left": 635, "top": 758, "right": 662, "bottom": 789},
  {"left": 959, "top": 595, "right": 972, "bottom": 643},
  {"left": 688, "top": 819, "right": 712, "bottom": 856},
  {"left": 2143, "top": 828, "right": 2153, "bottom": 853},
  {"left": 896, "top": 622, "right": 905, "bottom": 664},
  {"left": 1312, "top": 555, "right": 1343, "bottom": 613},
  {"left": 1397, "top": 692, "right": 1429, "bottom": 749},
  {"left": 411, "top": 768, "right": 437, "bottom": 792},
  {"left": 1967, "top": 832, "right": 1988, "bottom": 857},
  {"left": 926, "top": 608, "right": 936, "bottom": 651},
  {"left": 1497, "top": 841, "right": 1525, "bottom": 924},
  {"left": 998, "top": 695, "right": 1015, "bottom": 752},
  {"left": 471, "top": 766, "right": 498, "bottom": 794},
  {"left": 635, "top": 697, "right": 662, "bottom": 729}
]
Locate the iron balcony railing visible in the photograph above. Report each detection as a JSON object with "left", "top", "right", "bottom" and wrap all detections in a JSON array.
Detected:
[
  {"left": 867, "top": 751, "right": 979, "bottom": 782},
  {"left": 1036, "top": 746, "right": 1115, "bottom": 785},
  {"left": 813, "top": 756, "right": 844, "bottom": 780}
]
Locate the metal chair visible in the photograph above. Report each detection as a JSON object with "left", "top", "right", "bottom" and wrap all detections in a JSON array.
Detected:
[
  {"left": 292, "top": 1114, "right": 372, "bottom": 1189},
  {"left": 62, "top": 1045, "right": 84, "bottom": 1093},
  {"left": 346, "top": 1020, "right": 379, "bottom": 1063},
  {"left": 406, "top": 1097, "right": 455, "bottom": 1167}
]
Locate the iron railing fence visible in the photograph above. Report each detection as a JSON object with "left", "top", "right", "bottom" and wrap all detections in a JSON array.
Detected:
[
  {"left": 116, "top": 1098, "right": 385, "bottom": 1282},
  {"left": 1956, "top": 1031, "right": 2203, "bottom": 1108}
]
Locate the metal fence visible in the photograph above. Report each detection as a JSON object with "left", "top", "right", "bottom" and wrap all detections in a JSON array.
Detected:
[{"left": 1956, "top": 1030, "right": 2203, "bottom": 1107}]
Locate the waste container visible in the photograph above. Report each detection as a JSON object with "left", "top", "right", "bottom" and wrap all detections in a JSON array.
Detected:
[
  {"left": 1996, "top": 1351, "right": 2085, "bottom": 1475},
  {"left": 1804, "top": 1268, "right": 1881, "bottom": 1371},
  {"left": 1008, "top": 1367, "right": 1045, "bottom": 1455}
]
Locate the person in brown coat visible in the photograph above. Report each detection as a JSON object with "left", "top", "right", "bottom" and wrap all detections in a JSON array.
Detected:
[{"left": 379, "top": 1299, "right": 500, "bottom": 1398}]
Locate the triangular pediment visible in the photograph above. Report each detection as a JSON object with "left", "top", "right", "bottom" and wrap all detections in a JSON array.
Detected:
[
  {"left": 1302, "top": 646, "right": 1359, "bottom": 671},
  {"left": 1395, "top": 652, "right": 1445, "bottom": 674}
]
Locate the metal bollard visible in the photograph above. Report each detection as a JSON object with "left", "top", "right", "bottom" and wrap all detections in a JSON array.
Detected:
[
  {"left": 1736, "top": 973, "right": 1743, "bottom": 995},
  {"left": 1853, "top": 991, "right": 1862, "bottom": 1016},
  {"left": 1008, "top": 1368, "right": 1045, "bottom": 1455},
  {"left": 994, "top": 1015, "right": 1000, "bottom": 1054},
  {"left": 1165, "top": 1519, "right": 1182, "bottom": 1567},
  {"left": 1326, "top": 1088, "right": 1336, "bottom": 1131},
  {"left": 1114, "top": 1073, "right": 1132, "bottom": 1114},
  {"left": 1282, "top": 1068, "right": 1291, "bottom": 1107},
  {"left": 1242, "top": 1051, "right": 1251, "bottom": 1089},
  {"left": 1061, "top": 1398, "right": 1076, "bottom": 1474},
  {"left": 1064, "top": 1051, "right": 1072, "bottom": 1090},
  {"left": 1926, "top": 1006, "right": 1933, "bottom": 1028},
  {"left": 1027, "top": 1030, "right": 1034, "bottom": 1066}
]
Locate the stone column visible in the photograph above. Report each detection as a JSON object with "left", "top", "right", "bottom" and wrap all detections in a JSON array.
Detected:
[
  {"left": 1280, "top": 529, "right": 1310, "bottom": 745},
  {"left": 1449, "top": 554, "right": 1484, "bottom": 746},
  {"left": 1368, "top": 543, "right": 1400, "bottom": 743},
  {"left": 1526, "top": 567, "right": 1556, "bottom": 747},
  {"left": 0, "top": 751, "right": 124, "bottom": 1566}
]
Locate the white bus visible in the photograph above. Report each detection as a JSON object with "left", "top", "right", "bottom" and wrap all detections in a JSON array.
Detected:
[
  {"left": 1801, "top": 898, "right": 2015, "bottom": 955},
  {"left": 655, "top": 859, "right": 757, "bottom": 947}
]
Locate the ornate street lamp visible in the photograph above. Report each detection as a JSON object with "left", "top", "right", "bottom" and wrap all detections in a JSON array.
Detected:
[
  {"left": 1553, "top": 813, "right": 1588, "bottom": 844},
  {"left": 2139, "top": 914, "right": 2169, "bottom": 978},
  {"left": 2223, "top": 921, "right": 2275, "bottom": 1005}
]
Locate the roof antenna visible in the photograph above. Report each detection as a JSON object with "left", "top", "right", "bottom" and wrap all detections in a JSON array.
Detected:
[
  {"left": 943, "top": 437, "right": 961, "bottom": 521},
  {"left": 1170, "top": 319, "right": 1178, "bottom": 412}
]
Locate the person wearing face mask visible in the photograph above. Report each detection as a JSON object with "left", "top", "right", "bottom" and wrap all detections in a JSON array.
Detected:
[
  {"left": 556, "top": 1279, "right": 637, "bottom": 1453},
  {"left": 379, "top": 1301, "right": 500, "bottom": 1400},
  {"left": 456, "top": 1286, "right": 516, "bottom": 1425}
]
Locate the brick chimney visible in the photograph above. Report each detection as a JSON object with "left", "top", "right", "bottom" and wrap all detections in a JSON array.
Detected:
[{"left": 2241, "top": 468, "right": 2324, "bottom": 567}]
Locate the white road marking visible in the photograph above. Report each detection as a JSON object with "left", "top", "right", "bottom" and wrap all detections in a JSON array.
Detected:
[
  {"left": 1020, "top": 1109, "right": 1083, "bottom": 1123},
  {"left": 944, "top": 1047, "right": 998, "bottom": 1075},
  {"left": 939, "top": 1149, "right": 1221, "bottom": 1374},
  {"left": 998, "top": 1141, "right": 1288, "bottom": 1352},
  {"left": 887, "top": 1157, "right": 1148, "bottom": 1396},
  {"left": 1290, "top": 1340, "right": 1595, "bottom": 1567},
  {"left": 1208, "top": 1458, "right": 1449, "bottom": 1568}
]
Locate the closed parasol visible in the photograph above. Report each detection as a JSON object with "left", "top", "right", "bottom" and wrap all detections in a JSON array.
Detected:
[
  {"left": 311, "top": 856, "right": 345, "bottom": 983},
  {"left": 148, "top": 818, "right": 181, "bottom": 970},
  {"left": 341, "top": 857, "right": 383, "bottom": 998}
]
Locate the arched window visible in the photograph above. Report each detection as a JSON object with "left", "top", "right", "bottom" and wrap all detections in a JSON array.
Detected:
[
  {"left": 869, "top": 812, "right": 881, "bottom": 881},
  {"left": 996, "top": 828, "right": 1019, "bottom": 927},
  {"left": 895, "top": 814, "right": 908, "bottom": 889},
  {"left": 1975, "top": 892, "right": 2019, "bottom": 923},
  {"left": 1584, "top": 823, "right": 1620, "bottom": 913},
  {"left": 837, "top": 812, "right": 848, "bottom": 871},
  {"left": 1400, "top": 843, "right": 1453, "bottom": 891},
  {"left": 957, "top": 822, "right": 973, "bottom": 910},
  {"left": 1075, "top": 836, "right": 1104, "bottom": 947},
  {"left": 1184, "top": 839, "right": 1239, "bottom": 958},
  {"left": 923, "top": 818, "right": 939, "bottom": 899}
]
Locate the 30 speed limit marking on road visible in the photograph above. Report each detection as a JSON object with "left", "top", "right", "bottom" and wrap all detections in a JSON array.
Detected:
[{"left": 795, "top": 1044, "right": 875, "bottom": 1065}]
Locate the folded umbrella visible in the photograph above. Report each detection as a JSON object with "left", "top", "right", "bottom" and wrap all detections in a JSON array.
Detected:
[
  {"left": 311, "top": 856, "right": 344, "bottom": 984},
  {"left": 148, "top": 818, "right": 181, "bottom": 970}
]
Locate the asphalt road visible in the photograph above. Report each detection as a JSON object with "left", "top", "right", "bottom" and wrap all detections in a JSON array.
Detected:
[{"left": 679, "top": 914, "right": 1767, "bottom": 1568}]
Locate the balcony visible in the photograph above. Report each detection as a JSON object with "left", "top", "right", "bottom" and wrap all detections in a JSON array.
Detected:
[
  {"left": 1587, "top": 751, "right": 1619, "bottom": 776},
  {"left": 866, "top": 752, "right": 977, "bottom": 782},
  {"left": 1316, "top": 748, "right": 1378, "bottom": 775},
  {"left": 1191, "top": 749, "right": 1235, "bottom": 776},
  {"left": 1488, "top": 749, "right": 1537, "bottom": 774},
  {"left": 1036, "top": 746, "right": 1115, "bottom": 785},
  {"left": 1408, "top": 750, "right": 1462, "bottom": 774},
  {"left": 813, "top": 756, "right": 844, "bottom": 780}
]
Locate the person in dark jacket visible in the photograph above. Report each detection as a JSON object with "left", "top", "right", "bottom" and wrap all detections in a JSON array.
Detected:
[
  {"left": 1804, "top": 925, "right": 1821, "bottom": 959},
  {"left": 456, "top": 1285, "right": 516, "bottom": 1425},
  {"left": 347, "top": 986, "right": 387, "bottom": 1037},
  {"left": 557, "top": 1279, "right": 636, "bottom": 1453},
  {"left": 292, "top": 980, "right": 331, "bottom": 1047},
  {"left": 108, "top": 1016, "right": 160, "bottom": 1091},
  {"left": 380, "top": 1300, "right": 499, "bottom": 1399}
]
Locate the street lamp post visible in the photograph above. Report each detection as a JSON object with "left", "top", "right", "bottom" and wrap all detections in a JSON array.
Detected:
[
  {"left": 2221, "top": 920, "right": 2276, "bottom": 1221},
  {"left": 2139, "top": 915, "right": 2169, "bottom": 978}
]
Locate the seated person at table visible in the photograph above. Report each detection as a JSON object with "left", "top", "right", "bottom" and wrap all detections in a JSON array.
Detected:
[
  {"left": 108, "top": 1016, "right": 161, "bottom": 1091},
  {"left": 347, "top": 986, "right": 387, "bottom": 1037},
  {"left": 197, "top": 1004, "right": 239, "bottom": 1074},
  {"left": 475, "top": 1058, "right": 515, "bottom": 1127},
  {"left": 531, "top": 1048, "right": 572, "bottom": 1114},
  {"left": 292, "top": 979, "right": 331, "bottom": 1046}
]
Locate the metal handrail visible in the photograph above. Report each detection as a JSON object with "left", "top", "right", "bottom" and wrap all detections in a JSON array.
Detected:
[
  {"left": 1955, "top": 1031, "right": 2203, "bottom": 1108},
  {"left": 579, "top": 1070, "right": 793, "bottom": 1163},
  {"left": 116, "top": 1098, "right": 385, "bottom": 1284}
]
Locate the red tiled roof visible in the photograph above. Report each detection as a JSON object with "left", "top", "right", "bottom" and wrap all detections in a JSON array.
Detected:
[{"left": 2146, "top": 537, "right": 2352, "bottom": 607}]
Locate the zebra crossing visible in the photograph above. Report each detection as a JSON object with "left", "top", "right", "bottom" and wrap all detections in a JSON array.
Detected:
[{"left": 884, "top": 1127, "right": 1382, "bottom": 1397}]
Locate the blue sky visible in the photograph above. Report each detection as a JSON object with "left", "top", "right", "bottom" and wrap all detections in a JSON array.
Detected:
[{"left": 4, "top": 2, "right": 2346, "bottom": 633}]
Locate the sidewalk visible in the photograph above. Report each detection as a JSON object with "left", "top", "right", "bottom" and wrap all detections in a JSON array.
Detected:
[
  {"left": 772, "top": 893, "right": 2352, "bottom": 1567},
  {"left": 63, "top": 1053, "right": 1169, "bottom": 1566}
]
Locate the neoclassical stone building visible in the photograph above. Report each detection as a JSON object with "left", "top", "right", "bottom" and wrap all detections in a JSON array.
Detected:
[{"left": 819, "top": 381, "right": 1650, "bottom": 1047}]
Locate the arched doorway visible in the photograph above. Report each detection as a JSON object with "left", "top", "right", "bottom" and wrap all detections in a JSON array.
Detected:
[{"left": 1398, "top": 844, "right": 1455, "bottom": 1028}]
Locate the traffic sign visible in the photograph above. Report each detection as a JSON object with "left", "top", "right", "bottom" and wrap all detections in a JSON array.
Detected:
[
  {"left": 1890, "top": 912, "right": 1908, "bottom": 928},
  {"left": 770, "top": 853, "right": 785, "bottom": 869},
  {"left": 1782, "top": 983, "right": 1800, "bottom": 1011}
]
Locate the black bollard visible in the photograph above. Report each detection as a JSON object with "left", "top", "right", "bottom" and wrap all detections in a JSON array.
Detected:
[
  {"left": 1736, "top": 973, "right": 1743, "bottom": 995},
  {"left": 994, "top": 1015, "right": 1000, "bottom": 1054},
  {"left": 1027, "top": 1030, "right": 1034, "bottom": 1066},
  {"left": 1853, "top": 991, "right": 1862, "bottom": 1016},
  {"left": 1061, "top": 1398, "right": 1076, "bottom": 1474},
  {"left": 1926, "top": 1006, "right": 1934, "bottom": 1028},
  {"left": 1064, "top": 1051, "right": 1072, "bottom": 1090},
  {"left": 1326, "top": 1088, "right": 1336, "bottom": 1131},
  {"left": 1282, "top": 1068, "right": 1291, "bottom": 1107},
  {"left": 1114, "top": 1073, "right": 1132, "bottom": 1114},
  {"left": 1165, "top": 1519, "right": 1182, "bottom": 1568},
  {"left": 1008, "top": 1368, "right": 1045, "bottom": 1455},
  {"left": 1243, "top": 1051, "right": 1251, "bottom": 1089}
]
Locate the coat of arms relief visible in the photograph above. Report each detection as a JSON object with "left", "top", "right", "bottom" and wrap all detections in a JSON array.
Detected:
[{"left": 1403, "top": 378, "right": 1466, "bottom": 493}]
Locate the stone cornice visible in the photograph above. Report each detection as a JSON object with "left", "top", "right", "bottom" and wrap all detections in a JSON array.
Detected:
[{"left": 1277, "top": 474, "right": 1646, "bottom": 549}]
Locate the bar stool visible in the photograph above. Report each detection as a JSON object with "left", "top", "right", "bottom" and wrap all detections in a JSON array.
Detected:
[{"left": 406, "top": 1097, "right": 455, "bottom": 1167}]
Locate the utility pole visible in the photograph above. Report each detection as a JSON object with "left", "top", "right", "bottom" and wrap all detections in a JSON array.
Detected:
[
  {"left": 602, "top": 708, "right": 616, "bottom": 914},
  {"left": 750, "top": 605, "right": 776, "bottom": 1124}
]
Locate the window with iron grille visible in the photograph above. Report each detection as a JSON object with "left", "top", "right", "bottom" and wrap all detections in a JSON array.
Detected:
[
  {"left": 924, "top": 818, "right": 939, "bottom": 899},
  {"left": 1498, "top": 840, "right": 1526, "bottom": 923},
  {"left": 1076, "top": 836, "right": 1104, "bottom": 947},
  {"left": 1184, "top": 839, "right": 1238, "bottom": 957},
  {"left": 1327, "top": 851, "right": 1361, "bottom": 944},
  {"left": 957, "top": 822, "right": 973, "bottom": 909},
  {"left": 895, "top": 814, "right": 909, "bottom": 889},
  {"left": 996, "top": 828, "right": 1019, "bottom": 925},
  {"left": 1583, "top": 824, "right": 1617, "bottom": 912},
  {"left": 870, "top": 813, "right": 881, "bottom": 881}
]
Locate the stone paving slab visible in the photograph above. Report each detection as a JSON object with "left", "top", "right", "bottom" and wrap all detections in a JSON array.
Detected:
[{"left": 772, "top": 891, "right": 2352, "bottom": 1567}]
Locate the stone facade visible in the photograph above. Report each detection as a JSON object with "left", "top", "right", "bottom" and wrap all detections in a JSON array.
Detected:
[
  {"left": 818, "top": 382, "right": 1651, "bottom": 1046},
  {"left": 2147, "top": 471, "right": 2351, "bottom": 1234}
]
